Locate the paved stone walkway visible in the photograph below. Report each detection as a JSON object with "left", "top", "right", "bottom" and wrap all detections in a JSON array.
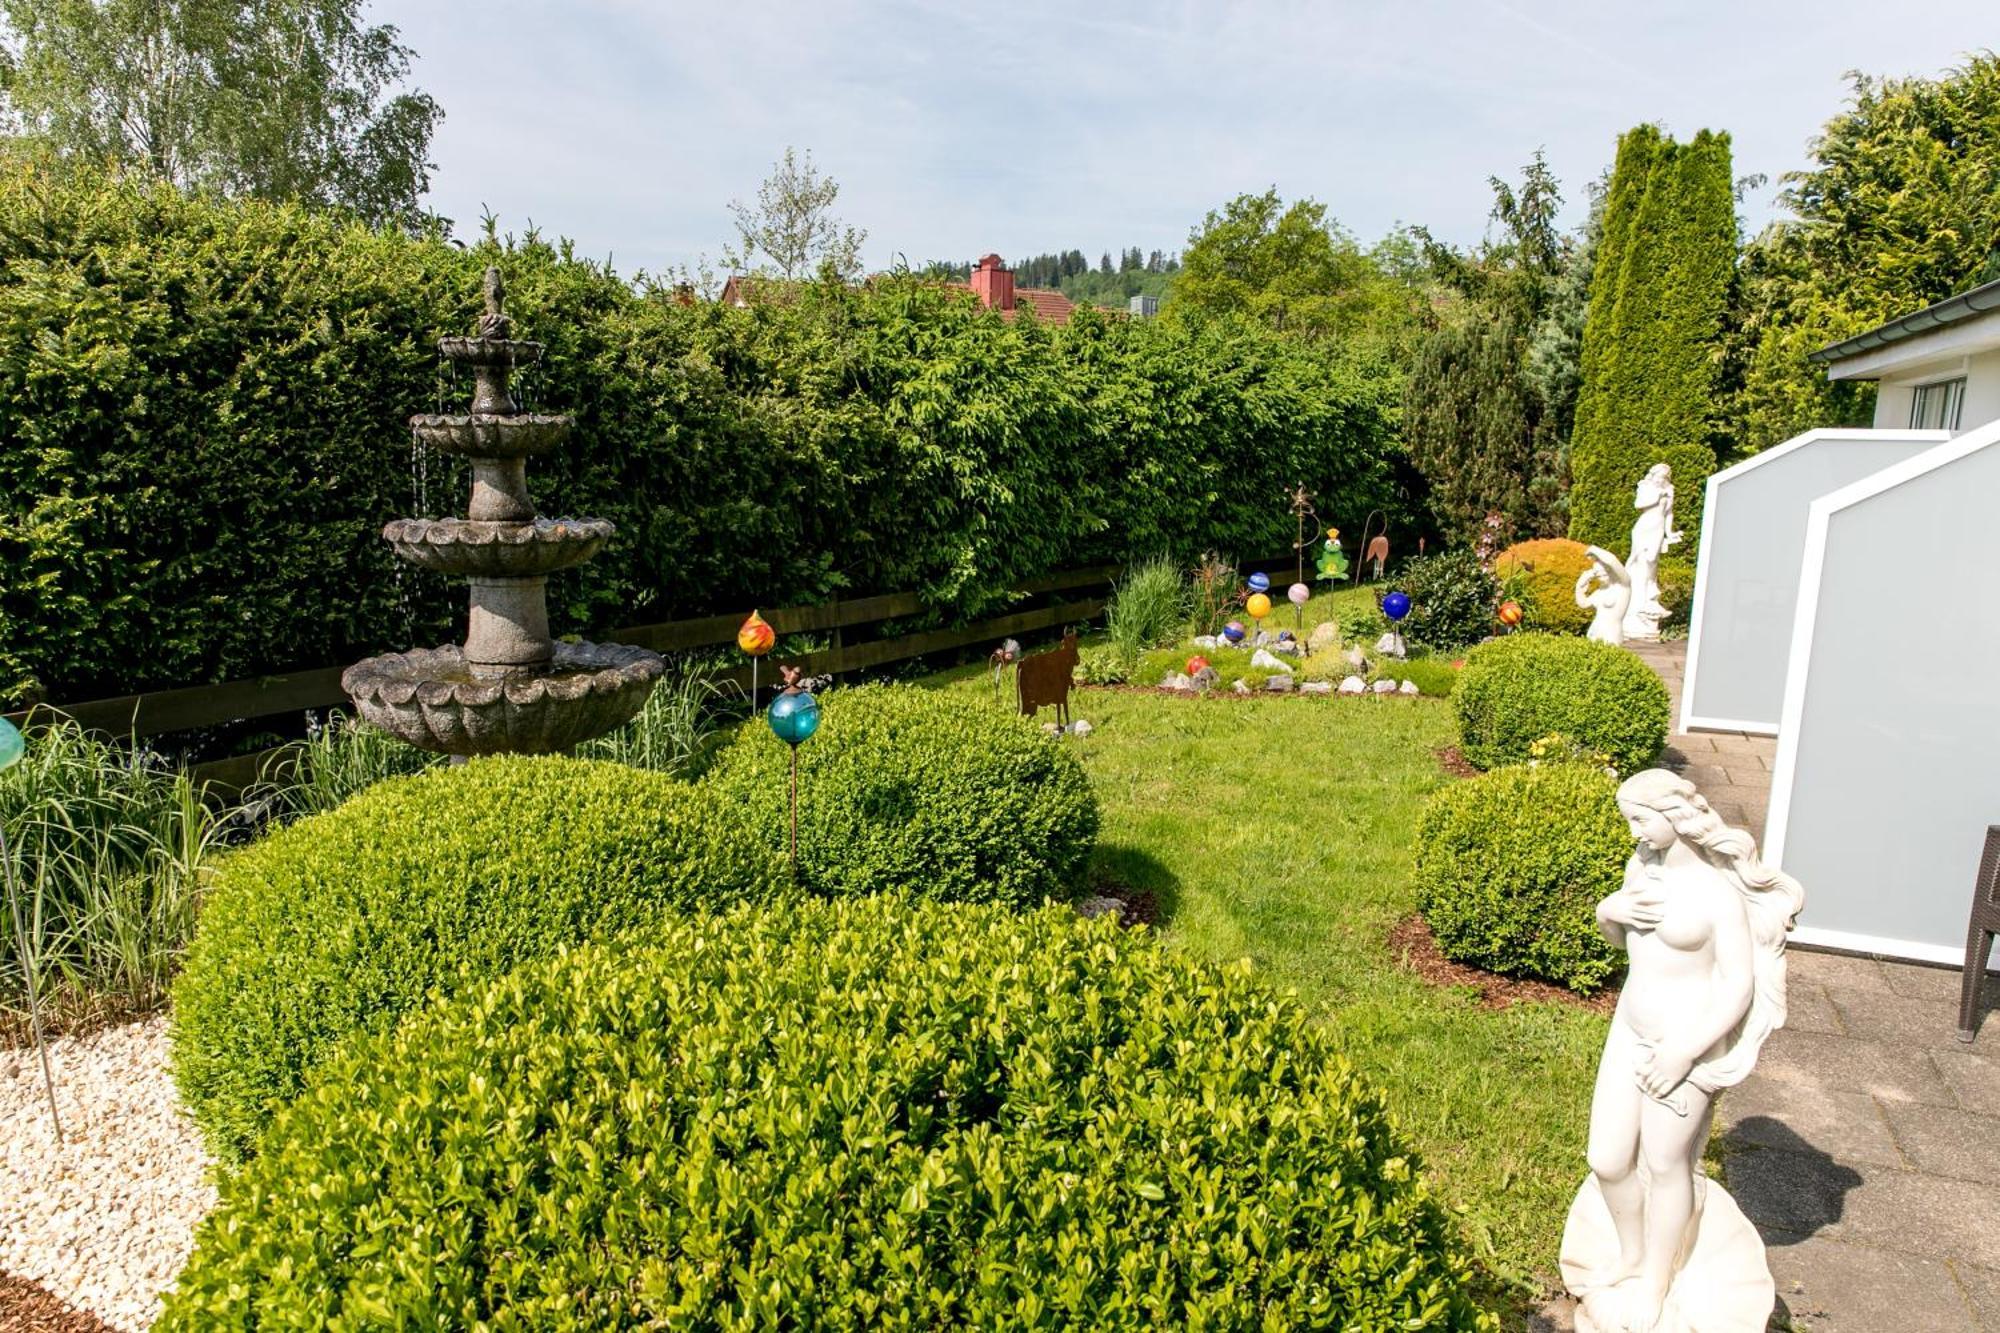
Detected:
[{"left": 1634, "top": 639, "right": 1997, "bottom": 1331}]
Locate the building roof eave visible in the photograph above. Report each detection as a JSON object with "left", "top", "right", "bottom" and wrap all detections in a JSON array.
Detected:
[{"left": 1809, "top": 276, "right": 2000, "bottom": 366}]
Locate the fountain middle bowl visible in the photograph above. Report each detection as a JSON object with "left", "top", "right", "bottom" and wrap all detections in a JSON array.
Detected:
[
  {"left": 384, "top": 517, "right": 614, "bottom": 577},
  {"left": 411, "top": 413, "right": 571, "bottom": 458},
  {"left": 342, "top": 641, "right": 665, "bottom": 756}
]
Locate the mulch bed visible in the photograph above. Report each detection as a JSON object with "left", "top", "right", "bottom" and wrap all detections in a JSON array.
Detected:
[
  {"left": 0, "top": 1274, "right": 116, "bottom": 1333},
  {"left": 1083, "top": 867, "right": 1163, "bottom": 928},
  {"left": 1388, "top": 914, "right": 1618, "bottom": 1015},
  {"left": 1074, "top": 683, "right": 1423, "bottom": 704},
  {"left": 1434, "top": 744, "right": 1480, "bottom": 779}
]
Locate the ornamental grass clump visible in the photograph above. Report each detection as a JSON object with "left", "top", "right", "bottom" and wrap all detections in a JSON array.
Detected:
[
  {"left": 702, "top": 683, "right": 1098, "bottom": 908},
  {"left": 1453, "top": 633, "right": 1670, "bottom": 776},
  {"left": 161, "top": 896, "right": 1498, "bottom": 1331},
  {"left": 170, "top": 755, "right": 782, "bottom": 1160},
  {"left": 1413, "top": 763, "right": 1629, "bottom": 993}
]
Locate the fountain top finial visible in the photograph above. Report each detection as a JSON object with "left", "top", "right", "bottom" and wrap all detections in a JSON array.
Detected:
[{"left": 478, "top": 265, "right": 510, "bottom": 340}]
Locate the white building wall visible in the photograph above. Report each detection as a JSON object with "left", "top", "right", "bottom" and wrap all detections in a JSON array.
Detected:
[{"left": 1868, "top": 346, "right": 2000, "bottom": 435}]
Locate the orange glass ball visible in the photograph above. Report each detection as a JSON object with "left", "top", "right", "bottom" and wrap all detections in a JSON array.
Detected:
[
  {"left": 737, "top": 609, "right": 776, "bottom": 656},
  {"left": 1497, "top": 600, "right": 1524, "bottom": 628}
]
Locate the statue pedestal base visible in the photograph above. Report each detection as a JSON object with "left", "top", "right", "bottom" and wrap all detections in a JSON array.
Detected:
[{"left": 1560, "top": 1174, "right": 1773, "bottom": 1333}]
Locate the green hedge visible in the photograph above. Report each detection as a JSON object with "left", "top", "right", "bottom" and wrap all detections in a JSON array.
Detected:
[
  {"left": 703, "top": 684, "right": 1098, "bottom": 907},
  {"left": 170, "top": 755, "right": 782, "bottom": 1159},
  {"left": 162, "top": 897, "right": 1497, "bottom": 1330},
  {"left": 1453, "top": 633, "right": 1670, "bottom": 775},
  {"left": 1566, "top": 125, "right": 1730, "bottom": 557},
  {"left": 1401, "top": 549, "right": 1501, "bottom": 651},
  {"left": 1414, "top": 764, "right": 1627, "bottom": 992},
  {"left": 0, "top": 159, "right": 1402, "bottom": 707}
]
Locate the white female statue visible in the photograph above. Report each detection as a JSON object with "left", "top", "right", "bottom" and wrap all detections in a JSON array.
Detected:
[
  {"left": 1622, "top": 463, "right": 1683, "bottom": 641},
  {"left": 1574, "top": 546, "right": 1632, "bottom": 647},
  {"left": 1560, "top": 769, "right": 1805, "bottom": 1333}
]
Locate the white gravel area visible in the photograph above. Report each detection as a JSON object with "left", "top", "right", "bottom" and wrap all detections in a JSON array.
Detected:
[{"left": 1, "top": 1017, "right": 215, "bottom": 1331}]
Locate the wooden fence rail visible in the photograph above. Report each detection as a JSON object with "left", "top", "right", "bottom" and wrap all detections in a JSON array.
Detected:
[{"left": 3, "top": 553, "right": 1303, "bottom": 791}]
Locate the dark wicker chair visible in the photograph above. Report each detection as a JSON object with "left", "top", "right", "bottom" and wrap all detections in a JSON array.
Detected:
[{"left": 1957, "top": 826, "right": 2000, "bottom": 1041}]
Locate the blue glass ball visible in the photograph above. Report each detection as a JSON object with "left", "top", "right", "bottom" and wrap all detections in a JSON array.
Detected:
[
  {"left": 1221, "top": 621, "right": 1246, "bottom": 644},
  {"left": 1382, "top": 591, "right": 1412, "bottom": 622},
  {"left": 0, "top": 717, "right": 20, "bottom": 771},
  {"left": 766, "top": 690, "right": 821, "bottom": 746},
  {"left": 1247, "top": 572, "right": 1270, "bottom": 594}
]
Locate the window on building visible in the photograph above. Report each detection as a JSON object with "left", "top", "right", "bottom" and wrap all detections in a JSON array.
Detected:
[{"left": 1910, "top": 377, "right": 1965, "bottom": 432}]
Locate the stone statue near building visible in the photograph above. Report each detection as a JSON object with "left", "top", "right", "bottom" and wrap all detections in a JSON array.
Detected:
[
  {"left": 1560, "top": 769, "right": 1805, "bottom": 1333},
  {"left": 1623, "top": 463, "right": 1683, "bottom": 641},
  {"left": 1575, "top": 546, "right": 1633, "bottom": 647}
]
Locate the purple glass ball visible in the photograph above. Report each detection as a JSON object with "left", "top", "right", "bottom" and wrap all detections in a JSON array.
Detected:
[{"left": 1222, "top": 621, "right": 1246, "bottom": 644}]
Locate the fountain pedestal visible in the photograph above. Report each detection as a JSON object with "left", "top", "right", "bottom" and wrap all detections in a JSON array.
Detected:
[{"left": 343, "top": 267, "right": 663, "bottom": 755}]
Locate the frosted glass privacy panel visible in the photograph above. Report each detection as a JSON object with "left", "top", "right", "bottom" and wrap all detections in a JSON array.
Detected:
[
  {"left": 1681, "top": 429, "right": 1944, "bottom": 734},
  {"left": 1766, "top": 423, "right": 2000, "bottom": 962}
]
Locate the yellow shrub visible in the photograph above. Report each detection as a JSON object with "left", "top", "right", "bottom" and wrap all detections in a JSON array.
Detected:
[{"left": 1493, "top": 538, "right": 1594, "bottom": 635}]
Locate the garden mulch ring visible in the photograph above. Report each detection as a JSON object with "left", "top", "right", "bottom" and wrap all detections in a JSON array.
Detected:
[
  {"left": 1388, "top": 915, "right": 1617, "bottom": 1016},
  {"left": 0, "top": 1273, "right": 117, "bottom": 1333},
  {"left": 1434, "top": 744, "right": 1480, "bottom": 779}
]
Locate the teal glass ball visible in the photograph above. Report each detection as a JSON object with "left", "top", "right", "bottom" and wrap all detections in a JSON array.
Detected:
[
  {"left": 0, "top": 717, "right": 21, "bottom": 772},
  {"left": 766, "top": 690, "right": 821, "bottom": 747}
]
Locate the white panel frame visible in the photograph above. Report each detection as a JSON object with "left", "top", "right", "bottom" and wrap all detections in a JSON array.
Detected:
[
  {"left": 1680, "top": 428, "right": 1948, "bottom": 735},
  {"left": 1765, "top": 421, "right": 2000, "bottom": 963}
]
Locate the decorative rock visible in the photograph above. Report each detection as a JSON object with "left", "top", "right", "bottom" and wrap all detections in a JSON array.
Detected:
[
  {"left": 1268, "top": 639, "right": 1303, "bottom": 656},
  {"left": 1399, "top": 680, "right": 1421, "bottom": 695},
  {"left": 1190, "top": 666, "right": 1220, "bottom": 690},
  {"left": 1248, "top": 648, "right": 1292, "bottom": 672},
  {"left": 1338, "top": 675, "right": 1367, "bottom": 694},
  {"left": 1253, "top": 629, "right": 1275, "bottom": 647},
  {"left": 1076, "top": 895, "right": 1125, "bottom": 921},
  {"left": 1372, "top": 678, "right": 1398, "bottom": 694},
  {"left": 1343, "top": 645, "right": 1369, "bottom": 670},
  {"left": 1162, "top": 672, "right": 1194, "bottom": 692},
  {"left": 1374, "top": 630, "right": 1408, "bottom": 660},
  {"left": 1067, "top": 719, "right": 1094, "bottom": 737},
  {"left": 1232, "top": 679, "right": 1251, "bottom": 695},
  {"left": 1191, "top": 635, "right": 1220, "bottom": 649},
  {"left": 1300, "top": 680, "right": 1333, "bottom": 695},
  {"left": 1309, "top": 622, "right": 1340, "bottom": 653},
  {"left": 1265, "top": 674, "right": 1294, "bottom": 693},
  {"left": 1043, "top": 722, "right": 1063, "bottom": 736}
]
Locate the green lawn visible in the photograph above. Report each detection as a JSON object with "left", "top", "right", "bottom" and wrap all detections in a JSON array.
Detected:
[{"left": 928, "top": 587, "right": 1605, "bottom": 1309}]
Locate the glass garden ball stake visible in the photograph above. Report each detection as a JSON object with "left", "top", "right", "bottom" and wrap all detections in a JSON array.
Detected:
[
  {"left": 738, "top": 609, "right": 776, "bottom": 714},
  {"left": 1286, "top": 482, "right": 1322, "bottom": 632},
  {"left": 765, "top": 665, "right": 821, "bottom": 878},
  {"left": 1380, "top": 589, "right": 1412, "bottom": 660},
  {"left": 0, "top": 717, "right": 62, "bottom": 1144}
]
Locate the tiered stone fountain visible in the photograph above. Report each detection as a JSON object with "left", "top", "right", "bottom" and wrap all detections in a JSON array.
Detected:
[{"left": 343, "top": 267, "right": 663, "bottom": 754}]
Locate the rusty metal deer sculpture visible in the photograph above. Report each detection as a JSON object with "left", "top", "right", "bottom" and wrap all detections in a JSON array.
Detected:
[{"left": 1017, "top": 631, "right": 1079, "bottom": 727}]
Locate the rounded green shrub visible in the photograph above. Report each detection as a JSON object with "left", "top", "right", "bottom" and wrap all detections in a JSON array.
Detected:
[
  {"left": 1453, "top": 633, "right": 1670, "bottom": 775},
  {"left": 1492, "top": 538, "right": 1593, "bottom": 635},
  {"left": 1656, "top": 552, "right": 1697, "bottom": 632},
  {"left": 1414, "top": 763, "right": 1628, "bottom": 992},
  {"left": 161, "top": 897, "right": 1498, "bottom": 1331},
  {"left": 1401, "top": 549, "right": 1502, "bottom": 650},
  {"left": 703, "top": 684, "right": 1098, "bottom": 907},
  {"left": 170, "top": 755, "right": 783, "bottom": 1160}
]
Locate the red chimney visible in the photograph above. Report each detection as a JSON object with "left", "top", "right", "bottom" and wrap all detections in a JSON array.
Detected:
[{"left": 969, "top": 253, "right": 1015, "bottom": 312}]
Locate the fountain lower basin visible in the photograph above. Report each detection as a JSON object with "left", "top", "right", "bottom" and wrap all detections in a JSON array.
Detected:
[{"left": 343, "top": 642, "right": 664, "bottom": 756}]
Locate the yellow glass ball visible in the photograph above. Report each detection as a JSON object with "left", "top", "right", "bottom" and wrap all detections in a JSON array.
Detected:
[{"left": 1246, "top": 592, "right": 1272, "bottom": 619}]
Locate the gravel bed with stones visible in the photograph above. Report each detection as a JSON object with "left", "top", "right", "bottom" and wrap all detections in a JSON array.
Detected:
[{"left": 1, "top": 1018, "right": 214, "bottom": 1332}]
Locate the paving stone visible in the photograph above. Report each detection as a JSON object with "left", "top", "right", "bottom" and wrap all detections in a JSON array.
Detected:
[
  {"left": 1720, "top": 1080, "right": 1906, "bottom": 1169},
  {"left": 1719, "top": 765, "right": 1772, "bottom": 789},
  {"left": 1950, "top": 1260, "right": 2000, "bottom": 1328},
  {"left": 1881, "top": 960, "right": 1968, "bottom": 1002},
  {"left": 1783, "top": 981, "right": 1848, "bottom": 1036},
  {"left": 1755, "top": 1027, "right": 1954, "bottom": 1106},
  {"left": 1759, "top": 1232, "right": 1979, "bottom": 1332},
  {"left": 1826, "top": 986, "right": 1972, "bottom": 1051},
  {"left": 1933, "top": 1047, "right": 2000, "bottom": 1117},
  {"left": 1879, "top": 1101, "right": 2000, "bottom": 1186},
  {"left": 1790, "top": 950, "right": 1896, "bottom": 994}
]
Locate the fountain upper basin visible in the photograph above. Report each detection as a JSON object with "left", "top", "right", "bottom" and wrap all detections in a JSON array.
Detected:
[{"left": 411, "top": 413, "right": 570, "bottom": 458}]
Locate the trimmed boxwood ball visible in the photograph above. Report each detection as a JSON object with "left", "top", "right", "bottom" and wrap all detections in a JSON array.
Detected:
[
  {"left": 703, "top": 683, "right": 1098, "bottom": 907},
  {"left": 1413, "top": 763, "right": 1628, "bottom": 992},
  {"left": 1493, "top": 538, "right": 1594, "bottom": 635},
  {"left": 1453, "top": 633, "right": 1670, "bottom": 776},
  {"left": 170, "top": 755, "right": 783, "bottom": 1160},
  {"left": 160, "top": 897, "right": 1498, "bottom": 1330}
]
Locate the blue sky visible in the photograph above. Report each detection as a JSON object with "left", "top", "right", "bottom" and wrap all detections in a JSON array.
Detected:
[{"left": 392, "top": 2, "right": 1994, "bottom": 281}]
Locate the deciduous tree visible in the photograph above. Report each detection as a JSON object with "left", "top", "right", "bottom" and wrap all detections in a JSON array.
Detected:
[{"left": 726, "top": 146, "right": 866, "bottom": 281}]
